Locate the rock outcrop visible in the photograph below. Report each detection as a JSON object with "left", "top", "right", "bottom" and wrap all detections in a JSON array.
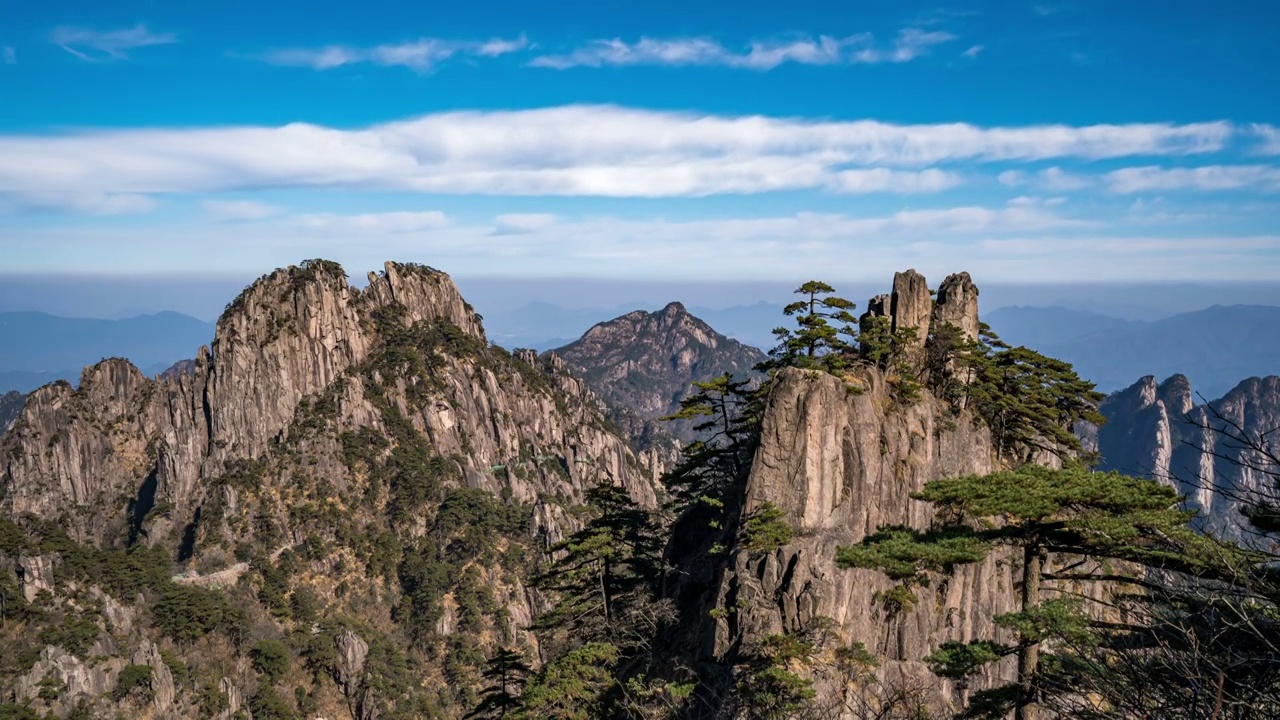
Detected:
[
  {"left": 932, "top": 272, "right": 981, "bottom": 342},
  {"left": 710, "top": 367, "right": 1016, "bottom": 714},
  {"left": 889, "top": 269, "right": 932, "bottom": 348},
  {"left": 17, "top": 553, "right": 57, "bottom": 602},
  {"left": 0, "top": 258, "right": 658, "bottom": 718},
  {"left": 3, "top": 260, "right": 651, "bottom": 543},
  {"left": 1094, "top": 374, "right": 1280, "bottom": 540}
]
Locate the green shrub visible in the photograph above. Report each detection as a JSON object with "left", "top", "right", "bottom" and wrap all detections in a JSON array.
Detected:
[
  {"left": 249, "top": 684, "right": 297, "bottom": 720},
  {"left": 112, "top": 664, "right": 153, "bottom": 702},
  {"left": 251, "top": 639, "right": 292, "bottom": 683},
  {"left": 741, "top": 503, "right": 794, "bottom": 555},
  {"left": 153, "top": 583, "right": 247, "bottom": 645}
]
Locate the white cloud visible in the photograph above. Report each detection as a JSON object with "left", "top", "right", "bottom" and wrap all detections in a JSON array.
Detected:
[
  {"left": 3, "top": 46, "right": 15, "bottom": 64},
  {"left": 530, "top": 29, "right": 954, "bottom": 70},
  {"left": 829, "top": 168, "right": 961, "bottom": 193},
  {"left": 962, "top": 44, "right": 984, "bottom": 59},
  {"left": 260, "top": 35, "right": 527, "bottom": 71},
  {"left": 1106, "top": 165, "right": 1280, "bottom": 193},
  {"left": 13, "top": 205, "right": 1277, "bottom": 281},
  {"left": 1249, "top": 124, "right": 1280, "bottom": 155},
  {"left": 851, "top": 29, "right": 956, "bottom": 63},
  {"left": 995, "top": 167, "right": 1091, "bottom": 191},
  {"left": 295, "top": 210, "right": 450, "bottom": 233},
  {"left": 49, "top": 24, "right": 176, "bottom": 62},
  {"left": 1038, "top": 166, "right": 1093, "bottom": 191},
  {"left": 201, "top": 200, "right": 284, "bottom": 221},
  {"left": 0, "top": 192, "right": 157, "bottom": 215},
  {"left": 0, "top": 106, "right": 1235, "bottom": 202},
  {"left": 493, "top": 213, "right": 559, "bottom": 233},
  {"left": 997, "top": 170, "right": 1026, "bottom": 187}
]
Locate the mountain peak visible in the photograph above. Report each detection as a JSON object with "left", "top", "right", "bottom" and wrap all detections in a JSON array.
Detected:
[{"left": 553, "top": 303, "right": 765, "bottom": 449}]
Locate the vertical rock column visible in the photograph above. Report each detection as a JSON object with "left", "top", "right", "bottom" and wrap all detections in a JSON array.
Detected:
[{"left": 890, "top": 269, "right": 932, "bottom": 373}]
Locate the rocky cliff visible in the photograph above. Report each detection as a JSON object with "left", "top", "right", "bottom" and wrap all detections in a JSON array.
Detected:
[
  {"left": 552, "top": 301, "right": 765, "bottom": 449},
  {"left": 690, "top": 270, "right": 1038, "bottom": 717},
  {"left": 0, "top": 259, "right": 654, "bottom": 719},
  {"left": 1093, "top": 373, "right": 1280, "bottom": 540}
]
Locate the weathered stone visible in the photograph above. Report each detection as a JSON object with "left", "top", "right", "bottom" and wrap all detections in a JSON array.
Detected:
[
  {"left": 132, "top": 640, "right": 176, "bottom": 712},
  {"left": 334, "top": 630, "right": 369, "bottom": 699},
  {"left": 711, "top": 367, "right": 1022, "bottom": 713},
  {"left": 1095, "top": 374, "right": 1280, "bottom": 541},
  {"left": 932, "top": 272, "right": 981, "bottom": 342},
  {"left": 18, "top": 553, "right": 56, "bottom": 602},
  {"left": 889, "top": 269, "right": 931, "bottom": 347},
  {"left": 217, "top": 677, "right": 250, "bottom": 720},
  {"left": 15, "top": 645, "right": 124, "bottom": 705}
]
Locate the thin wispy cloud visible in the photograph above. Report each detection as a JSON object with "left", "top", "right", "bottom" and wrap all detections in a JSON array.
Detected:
[
  {"left": 16, "top": 203, "right": 1278, "bottom": 282},
  {"left": 49, "top": 24, "right": 177, "bottom": 62},
  {"left": 962, "top": 44, "right": 984, "bottom": 58},
  {"left": 0, "top": 106, "right": 1240, "bottom": 206},
  {"left": 1251, "top": 124, "right": 1280, "bottom": 155},
  {"left": 3, "top": 47, "right": 14, "bottom": 65},
  {"left": 259, "top": 35, "right": 528, "bottom": 71},
  {"left": 1106, "top": 165, "right": 1280, "bottom": 193},
  {"left": 201, "top": 200, "right": 285, "bottom": 221},
  {"left": 530, "top": 29, "right": 956, "bottom": 70},
  {"left": 850, "top": 29, "right": 956, "bottom": 63}
]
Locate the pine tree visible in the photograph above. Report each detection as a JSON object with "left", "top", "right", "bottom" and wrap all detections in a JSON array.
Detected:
[
  {"left": 531, "top": 482, "right": 666, "bottom": 652},
  {"left": 839, "top": 464, "right": 1217, "bottom": 720},
  {"left": 468, "top": 647, "right": 532, "bottom": 719},
  {"left": 766, "top": 281, "right": 858, "bottom": 373},
  {"left": 661, "top": 373, "right": 761, "bottom": 524},
  {"left": 956, "top": 325, "right": 1105, "bottom": 462}
]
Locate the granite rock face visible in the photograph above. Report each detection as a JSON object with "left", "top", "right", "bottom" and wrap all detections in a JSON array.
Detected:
[
  {"left": 0, "top": 259, "right": 658, "bottom": 718},
  {"left": 932, "top": 272, "right": 981, "bottom": 342},
  {"left": 2, "top": 260, "right": 652, "bottom": 544},
  {"left": 710, "top": 368, "right": 1018, "bottom": 714},
  {"left": 889, "top": 269, "right": 932, "bottom": 348},
  {"left": 1094, "top": 373, "right": 1280, "bottom": 540},
  {"left": 18, "top": 553, "right": 57, "bottom": 602}
]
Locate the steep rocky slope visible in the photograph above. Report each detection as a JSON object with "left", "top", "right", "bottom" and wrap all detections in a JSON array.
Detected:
[
  {"left": 675, "top": 270, "right": 1048, "bottom": 718},
  {"left": 552, "top": 302, "right": 765, "bottom": 449},
  {"left": 0, "top": 259, "right": 653, "bottom": 719},
  {"left": 1091, "top": 373, "right": 1280, "bottom": 539}
]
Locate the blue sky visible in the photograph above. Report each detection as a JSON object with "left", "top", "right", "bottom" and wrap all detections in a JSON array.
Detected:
[{"left": 1, "top": 0, "right": 1279, "bottom": 282}]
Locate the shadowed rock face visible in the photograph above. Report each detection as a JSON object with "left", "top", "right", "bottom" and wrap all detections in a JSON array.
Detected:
[
  {"left": 553, "top": 301, "right": 765, "bottom": 450},
  {"left": 1095, "top": 373, "right": 1280, "bottom": 540}
]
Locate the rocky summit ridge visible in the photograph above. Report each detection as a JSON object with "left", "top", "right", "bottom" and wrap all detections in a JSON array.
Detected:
[{"left": 0, "top": 259, "right": 653, "bottom": 719}]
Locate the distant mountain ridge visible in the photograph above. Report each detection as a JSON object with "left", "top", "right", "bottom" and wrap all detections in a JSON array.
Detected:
[
  {"left": 0, "top": 311, "right": 214, "bottom": 393},
  {"left": 986, "top": 304, "right": 1280, "bottom": 398},
  {"left": 1087, "top": 373, "right": 1280, "bottom": 540},
  {"left": 552, "top": 301, "right": 766, "bottom": 450}
]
